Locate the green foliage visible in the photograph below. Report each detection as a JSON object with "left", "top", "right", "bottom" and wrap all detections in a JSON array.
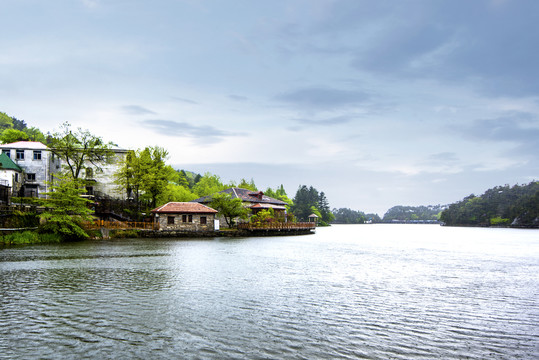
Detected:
[
  {"left": 0, "top": 231, "right": 62, "bottom": 246},
  {"left": 23, "top": 127, "right": 46, "bottom": 142},
  {"left": 210, "top": 192, "right": 249, "bottom": 227},
  {"left": 290, "top": 185, "right": 333, "bottom": 223},
  {"left": 0, "top": 112, "right": 13, "bottom": 130},
  {"left": 115, "top": 146, "right": 175, "bottom": 211},
  {"left": 332, "top": 208, "right": 378, "bottom": 224},
  {"left": 440, "top": 182, "right": 539, "bottom": 227},
  {"left": 0, "top": 128, "right": 29, "bottom": 143},
  {"left": 110, "top": 229, "right": 141, "bottom": 239},
  {"left": 49, "top": 122, "right": 116, "bottom": 179},
  {"left": 156, "top": 183, "right": 198, "bottom": 204},
  {"left": 39, "top": 175, "right": 95, "bottom": 240},
  {"left": 237, "top": 178, "right": 257, "bottom": 191},
  {"left": 193, "top": 172, "right": 226, "bottom": 197},
  {"left": 250, "top": 208, "right": 275, "bottom": 226},
  {"left": 383, "top": 205, "right": 445, "bottom": 222},
  {"left": 490, "top": 217, "right": 510, "bottom": 226}
]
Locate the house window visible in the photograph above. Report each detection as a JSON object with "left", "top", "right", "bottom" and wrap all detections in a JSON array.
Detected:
[
  {"left": 86, "top": 168, "right": 93, "bottom": 178},
  {"left": 167, "top": 216, "right": 175, "bottom": 225},
  {"left": 15, "top": 173, "right": 19, "bottom": 182},
  {"left": 200, "top": 216, "right": 207, "bottom": 225},
  {"left": 188, "top": 214, "right": 193, "bottom": 223},
  {"left": 2, "top": 150, "right": 10, "bottom": 158},
  {"left": 16, "top": 150, "right": 24, "bottom": 160},
  {"left": 182, "top": 215, "right": 187, "bottom": 223},
  {"left": 33, "top": 151, "right": 42, "bottom": 160},
  {"left": 27, "top": 173, "right": 36, "bottom": 182}
]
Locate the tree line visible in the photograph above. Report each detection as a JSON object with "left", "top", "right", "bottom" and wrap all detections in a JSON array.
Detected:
[{"left": 440, "top": 182, "right": 539, "bottom": 227}]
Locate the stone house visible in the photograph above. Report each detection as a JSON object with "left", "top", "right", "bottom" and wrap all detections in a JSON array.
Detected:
[{"left": 151, "top": 202, "right": 218, "bottom": 231}]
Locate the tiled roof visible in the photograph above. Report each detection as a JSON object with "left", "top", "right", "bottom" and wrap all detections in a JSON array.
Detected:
[
  {"left": 192, "top": 187, "right": 287, "bottom": 205},
  {"left": 0, "top": 153, "right": 22, "bottom": 172},
  {"left": 250, "top": 203, "right": 286, "bottom": 210},
  {"left": 151, "top": 202, "right": 218, "bottom": 214}
]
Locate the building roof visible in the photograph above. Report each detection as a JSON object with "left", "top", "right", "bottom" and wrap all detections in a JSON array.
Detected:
[
  {"left": 192, "top": 187, "right": 288, "bottom": 206},
  {"left": 0, "top": 141, "right": 49, "bottom": 150},
  {"left": 250, "top": 203, "right": 287, "bottom": 210},
  {"left": 151, "top": 202, "right": 218, "bottom": 214},
  {"left": 0, "top": 153, "right": 22, "bottom": 172}
]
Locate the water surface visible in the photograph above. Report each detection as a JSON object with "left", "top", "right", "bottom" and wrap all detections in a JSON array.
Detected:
[{"left": 1, "top": 225, "right": 538, "bottom": 359}]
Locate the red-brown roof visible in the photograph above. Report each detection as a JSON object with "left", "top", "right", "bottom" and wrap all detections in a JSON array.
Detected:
[
  {"left": 151, "top": 202, "right": 218, "bottom": 214},
  {"left": 250, "top": 203, "right": 286, "bottom": 210}
]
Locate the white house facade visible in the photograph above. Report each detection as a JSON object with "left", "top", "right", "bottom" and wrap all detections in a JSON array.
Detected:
[{"left": 0, "top": 141, "right": 127, "bottom": 199}]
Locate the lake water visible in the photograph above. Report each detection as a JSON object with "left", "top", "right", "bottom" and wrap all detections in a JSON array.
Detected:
[{"left": 1, "top": 225, "right": 538, "bottom": 359}]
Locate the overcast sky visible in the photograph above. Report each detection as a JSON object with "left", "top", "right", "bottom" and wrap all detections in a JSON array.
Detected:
[{"left": 2, "top": 0, "right": 538, "bottom": 215}]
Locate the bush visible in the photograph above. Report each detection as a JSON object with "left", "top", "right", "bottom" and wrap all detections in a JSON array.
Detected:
[
  {"left": 490, "top": 217, "right": 510, "bottom": 226},
  {"left": 0, "top": 231, "right": 62, "bottom": 245}
]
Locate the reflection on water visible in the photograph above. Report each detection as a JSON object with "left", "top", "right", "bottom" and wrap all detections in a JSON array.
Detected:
[{"left": 1, "top": 225, "right": 538, "bottom": 359}]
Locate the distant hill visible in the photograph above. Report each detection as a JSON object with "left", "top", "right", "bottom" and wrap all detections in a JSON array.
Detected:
[
  {"left": 382, "top": 205, "right": 446, "bottom": 223},
  {"left": 440, "top": 182, "right": 539, "bottom": 228}
]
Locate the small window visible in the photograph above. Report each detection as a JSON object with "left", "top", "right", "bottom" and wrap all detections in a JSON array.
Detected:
[
  {"left": 200, "top": 216, "right": 207, "bottom": 225},
  {"left": 85, "top": 168, "right": 93, "bottom": 178},
  {"left": 33, "top": 150, "right": 42, "bottom": 160},
  {"left": 27, "top": 173, "right": 36, "bottom": 181},
  {"left": 16, "top": 150, "right": 24, "bottom": 160},
  {"left": 2, "top": 149, "right": 10, "bottom": 158},
  {"left": 188, "top": 215, "right": 193, "bottom": 223},
  {"left": 15, "top": 173, "right": 19, "bottom": 182},
  {"left": 182, "top": 215, "right": 187, "bottom": 223},
  {"left": 167, "top": 216, "right": 175, "bottom": 225}
]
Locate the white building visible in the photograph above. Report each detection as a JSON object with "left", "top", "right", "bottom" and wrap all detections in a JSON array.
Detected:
[{"left": 0, "top": 141, "right": 127, "bottom": 199}]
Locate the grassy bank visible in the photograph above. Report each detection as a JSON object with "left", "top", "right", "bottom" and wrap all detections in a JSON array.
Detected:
[{"left": 0, "top": 231, "right": 63, "bottom": 246}]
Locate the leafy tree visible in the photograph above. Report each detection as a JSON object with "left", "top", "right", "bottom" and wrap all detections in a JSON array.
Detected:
[
  {"left": 156, "top": 183, "right": 198, "bottom": 204},
  {"left": 39, "top": 175, "right": 94, "bottom": 240},
  {"left": 139, "top": 147, "right": 174, "bottom": 208},
  {"left": 12, "top": 117, "right": 27, "bottom": 131},
  {"left": 290, "top": 185, "right": 320, "bottom": 221},
  {"left": 49, "top": 122, "right": 116, "bottom": 180},
  {"left": 332, "top": 208, "right": 367, "bottom": 224},
  {"left": 318, "top": 191, "right": 335, "bottom": 223},
  {"left": 250, "top": 208, "right": 275, "bottom": 226},
  {"left": 0, "top": 112, "right": 13, "bottom": 130},
  {"left": 23, "top": 127, "right": 46, "bottom": 142},
  {"left": 210, "top": 192, "right": 249, "bottom": 227},
  {"left": 0, "top": 128, "right": 29, "bottom": 143},
  {"left": 237, "top": 178, "right": 257, "bottom": 191},
  {"left": 440, "top": 181, "right": 539, "bottom": 227},
  {"left": 193, "top": 172, "right": 226, "bottom": 197}
]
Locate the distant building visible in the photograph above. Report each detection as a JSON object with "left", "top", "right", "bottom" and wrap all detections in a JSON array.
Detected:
[
  {"left": 151, "top": 202, "right": 218, "bottom": 231},
  {"left": 0, "top": 141, "right": 59, "bottom": 198},
  {"left": 192, "top": 187, "right": 288, "bottom": 226},
  {"left": 0, "top": 153, "right": 23, "bottom": 203},
  {"left": 0, "top": 141, "right": 127, "bottom": 199}
]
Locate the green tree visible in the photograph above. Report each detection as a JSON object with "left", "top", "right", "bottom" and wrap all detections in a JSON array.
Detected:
[
  {"left": 0, "top": 112, "right": 13, "bottom": 130},
  {"left": 290, "top": 185, "right": 320, "bottom": 221},
  {"left": 49, "top": 122, "right": 115, "bottom": 179},
  {"left": 39, "top": 175, "right": 94, "bottom": 240},
  {"left": 210, "top": 192, "right": 249, "bottom": 227},
  {"left": 141, "top": 147, "right": 175, "bottom": 208},
  {"left": 237, "top": 178, "right": 257, "bottom": 191},
  {"left": 193, "top": 172, "right": 226, "bottom": 197},
  {"left": 23, "top": 127, "right": 46, "bottom": 142},
  {"left": 0, "top": 128, "right": 29, "bottom": 143}
]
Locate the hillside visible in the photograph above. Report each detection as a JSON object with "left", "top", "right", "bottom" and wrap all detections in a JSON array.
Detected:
[{"left": 440, "top": 182, "right": 539, "bottom": 227}]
